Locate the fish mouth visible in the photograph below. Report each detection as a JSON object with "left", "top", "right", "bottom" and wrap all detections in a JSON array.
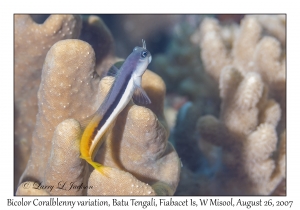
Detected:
[{"left": 149, "top": 55, "right": 152, "bottom": 64}]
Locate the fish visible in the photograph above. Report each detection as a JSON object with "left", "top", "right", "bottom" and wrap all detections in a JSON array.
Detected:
[{"left": 80, "top": 40, "right": 152, "bottom": 176}]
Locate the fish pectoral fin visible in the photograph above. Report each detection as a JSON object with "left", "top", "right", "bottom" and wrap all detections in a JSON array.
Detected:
[{"left": 132, "top": 84, "right": 151, "bottom": 105}]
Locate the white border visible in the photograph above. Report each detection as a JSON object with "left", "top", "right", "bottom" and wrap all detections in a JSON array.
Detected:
[{"left": 2, "top": 0, "right": 299, "bottom": 209}]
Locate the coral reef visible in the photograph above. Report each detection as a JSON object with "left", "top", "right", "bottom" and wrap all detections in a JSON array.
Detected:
[
  {"left": 197, "top": 67, "right": 285, "bottom": 195},
  {"left": 16, "top": 38, "right": 180, "bottom": 195},
  {"left": 14, "top": 14, "right": 82, "bottom": 191},
  {"left": 195, "top": 15, "right": 286, "bottom": 133},
  {"left": 174, "top": 15, "right": 286, "bottom": 195},
  {"left": 253, "top": 15, "right": 286, "bottom": 46}
]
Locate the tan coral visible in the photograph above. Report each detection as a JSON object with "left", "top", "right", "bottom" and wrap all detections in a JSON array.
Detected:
[
  {"left": 253, "top": 15, "right": 286, "bottom": 45},
  {"left": 244, "top": 124, "right": 282, "bottom": 194},
  {"left": 195, "top": 15, "right": 286, "bottom": 132},
  {"left": 44, "top": 119, "right": 89, "bottom": 195},
  {"left": 14, "top": 14, "right": 82, "bottom": 191},
  {"left": 232, "top": 16, "right": 262, "bottom": 73},
  {"left": 197, "top": 67, "right": 285, "bottom": 195},
  {"left": 222, "top": 70, "right": 263, "bottom": 136},
  {"left": 17, "top": 119, "right": 88, "bottom": 196},
  {"left": 19, "top": 39, "right": 100, "bottom": 186},
  {"left": 195, "top": 15, "right": 286, "bottom": 89},
  {"left": 255, "top": 37, "right": 283, "bottom": 82},
  {"left": 14, "top": 14, "right": 82, "bottom": 100},
  {"left": 18, "top": 39, "right": 180, "bottom": 195},
  {"left": 192, "top": 18, "right": 231, "bottom": 81},
  {"left": 193, "top": 15, "right": 286, "bottom": 195},
  {"left": 88, "top": 168, "right": 156, "bottom": 195}
]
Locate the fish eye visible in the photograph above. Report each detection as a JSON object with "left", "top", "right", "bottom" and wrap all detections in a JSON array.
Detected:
[{"left": 141, "top": 50, "right": 148, "bottom": 58}]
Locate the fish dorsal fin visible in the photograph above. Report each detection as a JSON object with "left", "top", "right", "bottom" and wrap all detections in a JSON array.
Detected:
[
  {"left": 132, "top": 84, "right": 151, "bottom": 105},
  {"left": 106, "top": 61, "right": 124, "bottom": 77},
  {"left": 106, "top": 65, "right": 119, "bottom": 77}
]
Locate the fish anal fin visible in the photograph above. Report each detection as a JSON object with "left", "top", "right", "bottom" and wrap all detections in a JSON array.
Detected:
[
  {"left": 80, "top": 156, "right": 111, "bottom": 177},
  {"left": 95, "top": 164, "right": 111, "bottom": 178}
]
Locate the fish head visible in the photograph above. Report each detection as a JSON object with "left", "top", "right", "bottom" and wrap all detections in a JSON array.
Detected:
[{"left": 131, "top": 40, "right": 152, "bottom": 77}]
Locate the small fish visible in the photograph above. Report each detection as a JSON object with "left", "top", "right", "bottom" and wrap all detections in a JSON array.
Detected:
[{"left": 80, "top": 40, "right": 152, "bottom": 175}]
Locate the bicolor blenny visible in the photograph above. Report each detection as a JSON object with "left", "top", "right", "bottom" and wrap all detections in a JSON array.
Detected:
[{"left": 80, "top": 40, "right": 152, "bottom": 175}]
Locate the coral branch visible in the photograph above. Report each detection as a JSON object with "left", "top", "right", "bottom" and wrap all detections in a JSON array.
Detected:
[{"left": 44, "top": 119, "right": 88, "bottom": 195}]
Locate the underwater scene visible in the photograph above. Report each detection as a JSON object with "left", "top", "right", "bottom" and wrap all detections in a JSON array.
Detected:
[{"left": 14, "top": 14, "right": 286, "bottom": 195}]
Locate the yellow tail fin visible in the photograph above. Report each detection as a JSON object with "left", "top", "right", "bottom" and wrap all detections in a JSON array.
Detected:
[{"left": 80, "top": 156, "right": 111, "bottom": 177}]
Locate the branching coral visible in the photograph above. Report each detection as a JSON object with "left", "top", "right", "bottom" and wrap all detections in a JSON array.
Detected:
[
  {"left": 193, "top": 16, "right": 285, "bottom": 89},
  {"left": 195, "top": 15, "right": 286, "bottom": 133},
  {"left": 194, "top": 15, "right": 285, "bottom": 195},
  {"left": 17, "top": 39, "right": 180, "bottom": 195},
  {"left": 253, "top": 15, "right": 286, "bottom": 46},
  {"left": 197, "top": 67, "right": 285, "bottom": 195},
  {"left": 174, "top": 15, "right": 285, "bottom": 195}
]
